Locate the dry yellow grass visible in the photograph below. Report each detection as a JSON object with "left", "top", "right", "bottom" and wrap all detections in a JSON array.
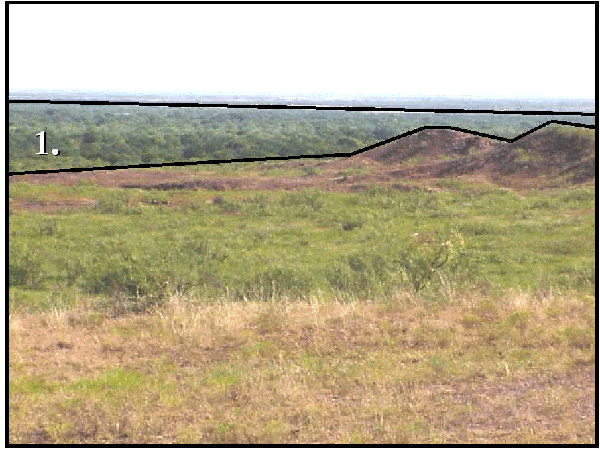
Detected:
[{"left": 9, "top": 290, "right": 595, "bottom": 444}]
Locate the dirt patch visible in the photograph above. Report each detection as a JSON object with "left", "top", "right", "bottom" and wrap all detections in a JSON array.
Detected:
[
  {"left": 9, "top": 198, "right": 99, "bottom": 214},
  {"left": 9, "top": 169, "right": 203, "bottom": 189},
  {"left": 426, "top": 366, "right": 595, "bottom": 437}
]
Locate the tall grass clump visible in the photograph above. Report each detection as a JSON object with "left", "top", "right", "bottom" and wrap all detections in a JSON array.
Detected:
[
  {"left": 76, "top": 242, "right": 178, "bottom": 316},
  {"left": 95, "top": 190, "right": 139, "bottom": 214},
  {"left": 9, "top": 242, "right": 44, "bottom": 289},
  {"left": 244, "top": 193, "right": 274, "bottom": 217},
  {"left": 235, "top": 267, "right": 313, "bottom": 301},
  {"left": 212, "top": 196, "right": 242, "bottom": 213},
  {"left": 327, "top": 250, "right": 394, "bottom": 299},
  {"left": 280, "top": 189, "right": 324, "bottom": 218}
]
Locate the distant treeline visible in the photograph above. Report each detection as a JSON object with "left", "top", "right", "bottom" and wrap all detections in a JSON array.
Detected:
[{"left": 8, "top": 103, "right": 595, "bottom": 172}]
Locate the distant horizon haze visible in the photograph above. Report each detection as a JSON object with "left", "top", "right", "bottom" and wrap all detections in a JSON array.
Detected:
[{"left": 8, "top": 88, "right": 596, "bottom": 102}]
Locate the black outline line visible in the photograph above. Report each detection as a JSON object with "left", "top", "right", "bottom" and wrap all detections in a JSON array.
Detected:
[
  {"left": 6, "top": 2, "right": 597, "bottom": 177},
  {"left": 7, "top": 99, "right": 596, "bottom": 116},
  {"left": 8, "top": 119, "right": 595, "bottom": 176},
  {"left": 4, "top": 1, "right": 600, "bottom": 4},
  {"left": 5, "top": 5, "right": 598, "bottom": 442}
]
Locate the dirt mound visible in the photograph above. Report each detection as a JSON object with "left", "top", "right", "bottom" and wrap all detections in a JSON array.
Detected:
[
  {"left": 501, "top": 126, "right": 596, "bottom": 182},
  {"left": 355, "top": 129, "right": 498, "bottom": 164},
  {"left": 343, "top": 125, "right": 595, "bottom": 186}
]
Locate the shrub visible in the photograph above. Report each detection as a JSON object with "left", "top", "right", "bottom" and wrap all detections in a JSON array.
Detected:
[
  {"left": 341, "top": 219, "right": 363, "bottom": 231},
  {"left": 244, "top": 193, "right": 273, "bottom": 217},
  {"left": 181, "top": 236, "right": 229, "bottom": 262},
  {"left": 558, "top": 326, "right": 594, "bottom": 350},
  {"left": 239, "top": 267, "right": 311, "bottom": 301},
  {"left": 328, "top": 263, "right": 372, "bottom": 294},
  {"left": 38, "top": 219, "right": 58, "bottom": 236},
  {"left": 82, "top": 262, "right": 170, "bottom": 299},
  {"left": 78, "top": 247, "right": 175, "bottom": 307},
  {"left": 59, "top": 257, "right": 87, "bottom": 287},
  {"left": 396, "top": 229, "right": 466, "bottom": 293},
  {"left": 9, "top": 243, "right": 44, "bottom": 288},
  {"left": 327, "top": 251, "right": 392, "bottom": 297},
  {"left": 281, "top": 190, "right": 324, "bottom": 211},
  {"left": 95, "top": 191, "right": 135, "bottom": 214},
  {"left": 212, "top": 196, "right": 241, "bottom": 213},
  {"left": 558, "top": 187, "right": 594, "bottom": 204}
]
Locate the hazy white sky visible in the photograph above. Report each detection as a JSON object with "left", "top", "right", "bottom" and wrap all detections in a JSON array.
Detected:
[{"left": 8, "top": 3, "right": 596, "bottom": 98}]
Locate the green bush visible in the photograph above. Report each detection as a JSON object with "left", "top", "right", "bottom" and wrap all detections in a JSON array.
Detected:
[
  {"left": 212, "top": 196, "right": 241, "bottom": 213},
  {"left": 327, "top": 250, "right": 392, "bottom": 297},
  {"left": 38, "top": 219, "right": 58, "bottom": 236},
  {"left": 181, "top": 235, "right": 230, "bottom": 262},
  {"left": 238, "top": 267, "right": 312, "bottom": 301},
  {"left": 556, "top": 266, "right": 595, "bottom": 292},
  {"left": 78, "top": 246, "right": 174, "bottom": 302},
  {"left": 9, "top": 243, "right": 44, "bottom": 288},
  {"left": 328, "top": 263, "right": 372, "bottom": 294},
  {"left": 281, "top": 190, "right": 324, "bottom": 211},
  {"left": 397, "top": 230, "right": 466, "bottom": 293},
  {"left": 95, "top": 191, "right": 135, "bottom": 214},
  {"left": 81, "top": 262, "right": 170, "bottom": 299},
  {"left": 340, "top": 214, "right": 364, "bottom": 231},
  {"left": 244, "top": 193, "right": 273, "bottom": 216}
]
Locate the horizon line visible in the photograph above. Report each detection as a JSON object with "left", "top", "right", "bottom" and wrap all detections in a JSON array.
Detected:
[
  {"left": 8, "top": 99, "right": 597, "bottom": 117},
  {"left": 8, "top": 89, "right": 596, "bottom": 101}
]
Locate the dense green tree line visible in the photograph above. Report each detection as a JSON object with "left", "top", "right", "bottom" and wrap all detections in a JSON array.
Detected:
[{"left": 8, "top": 104, "right": 594, "bottom": 172}]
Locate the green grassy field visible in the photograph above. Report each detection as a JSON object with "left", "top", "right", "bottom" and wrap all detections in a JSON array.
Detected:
[{"left": 8, "top": 174, "right": 595, "bottom": 443}]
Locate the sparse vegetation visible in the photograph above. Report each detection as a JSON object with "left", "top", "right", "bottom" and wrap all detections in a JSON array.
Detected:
[
  {"left": 8, "top": 148, "right": 595, "bottom": 443},
  {"left": 9, "top": 291, "right": 595, "bottom": 444}
]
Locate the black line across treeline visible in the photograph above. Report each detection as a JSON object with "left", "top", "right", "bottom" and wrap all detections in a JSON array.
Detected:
[
  {"left": 7, "top": 99, "right": 596, "bottom": 117},
  {"left": 7, "top": 119, "right": 595, "bottom": 177}
]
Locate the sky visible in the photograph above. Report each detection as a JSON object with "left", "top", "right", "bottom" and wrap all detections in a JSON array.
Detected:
[{"left": 8, "top": 3, "right": 596, "bottom": 99}]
